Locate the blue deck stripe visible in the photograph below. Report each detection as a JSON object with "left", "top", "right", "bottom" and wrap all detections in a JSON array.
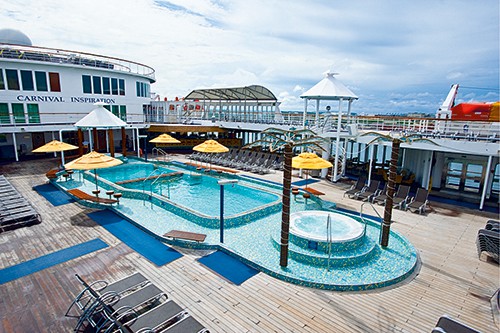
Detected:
[
  {"left": 33, "top": 183, "right": 75, "bottom": 206},
  {"left": 198, "top": 251, "right": 259, "bottom": 285},
  {"left": 0, "top": 238, "right": 108, "bottom": 285},
  {"left": 87, "top": 210, "right": 182, "bottom": 266}
]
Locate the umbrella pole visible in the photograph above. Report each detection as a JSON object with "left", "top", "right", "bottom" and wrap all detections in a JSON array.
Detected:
[{"left": 93, "top": 169, "right": 99, "bottom": 198}]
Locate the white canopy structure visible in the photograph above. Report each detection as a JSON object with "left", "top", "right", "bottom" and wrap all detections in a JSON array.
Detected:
[
  {"left": 74, "top": 102, "right": 127, "bottom": 129},
  {"left": 300, "top": 71, "right": 358, "bottom": 182},
  {"left": 74, "top": 102, "right": 128, "bottom": 157},
  {"left": 301, "top": 71, "right": 358, "bottom": 101}
]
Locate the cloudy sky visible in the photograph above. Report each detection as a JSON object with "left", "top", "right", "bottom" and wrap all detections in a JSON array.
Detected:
[{"left": 2, "top": 0, "right": 499, "bottom": 114}]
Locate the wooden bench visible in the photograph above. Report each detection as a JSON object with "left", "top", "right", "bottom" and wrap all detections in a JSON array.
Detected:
[
  {"left": 46, "top": 169, "right": 59, "bottom": 180},
  {"left": 68, "top": 188, "right": 118, "bottom": 204},
  {"left": 164, "top": 230, "right": 207, "bottom": 242},
  {"left": 303, "top": 187, "right": 325, "bottom": 196}
]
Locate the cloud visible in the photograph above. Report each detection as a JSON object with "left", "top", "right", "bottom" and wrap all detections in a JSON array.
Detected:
[{"left": 1, "top": 0, "right": 498, "bottom": 114}]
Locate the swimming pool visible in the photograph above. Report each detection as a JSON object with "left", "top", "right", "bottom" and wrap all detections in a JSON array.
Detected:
[
  {"left": 61, "top": 158, "right": 419, "bottom": 291},
  {"left": 95, "top": 161, "right": 280, "bottom": 217}
]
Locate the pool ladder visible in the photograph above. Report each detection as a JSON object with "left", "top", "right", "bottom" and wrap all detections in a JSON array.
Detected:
[
  {"left": 151, "top": 147, "right": 171, "bottom": 162},
  {"left": 360, "top": 201, "right": 383, "bottom": 239},
  {"left": 326, "top": 214, "right": 333, "bottom": 272},
  {"left": 142, "top": 168, "right": 167, "bottom": 207},
  {"left": 325, "top": 202, "right": 382, "bottom": 273}
]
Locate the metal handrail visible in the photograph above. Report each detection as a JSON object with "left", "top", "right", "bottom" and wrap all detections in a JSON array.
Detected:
[
  {"left": 151, "top": 147, "right": 170, "bottom": 162},
  {"left": 360, "top": 201, "right": 383, "bottom": 237}
]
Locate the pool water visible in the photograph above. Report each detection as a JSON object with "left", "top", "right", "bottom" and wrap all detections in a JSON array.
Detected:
[
  {"left": 63, "top": 158, "right": 419, "bottom": 291},
  {"left": 290, "top": 210, "right": 364, "bottom": 242},
  {"left": 95, "top": 162, "right": 280, "bottom": 217}
]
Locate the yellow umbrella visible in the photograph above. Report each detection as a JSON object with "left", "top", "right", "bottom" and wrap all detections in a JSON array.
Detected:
[
  {"left": 65, "top": 151, "right": 123, "bottom": 192},
  {"left": 193, "top": 139, "right": 229, "bottom": 170},
  {"left": 292, "top": 152, "right": 333, "bottom": 188},
  {"left": 149, "top": 133, "right": 181, "bottom": 144},
  {"left": 32, "top": 140, "right": 78, "bottom": 153},
  {"left": 32, "top": 140, "right": 79, "bottom": 167}
]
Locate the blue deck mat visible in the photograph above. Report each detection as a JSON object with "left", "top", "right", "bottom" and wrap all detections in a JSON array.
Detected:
[
  {"left": 87, "top": 210, "right": 182, "bottom": 266},
  {"left": 0, "top": 238, "right": 108, "bottom": 285},
  {"left": 292, "top": 178, "right": 320, "bottom": 187},
  {"left": 33, "top": 183, "right": 75, "bottom": 206},
  {"left": 198, "top": 251, "right": 259, "bottom": 285}
]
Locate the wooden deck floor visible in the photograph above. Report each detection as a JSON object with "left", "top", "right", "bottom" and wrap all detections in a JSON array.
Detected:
[{"left": 0, "top": 158, "right": 498, "bottom": 333}]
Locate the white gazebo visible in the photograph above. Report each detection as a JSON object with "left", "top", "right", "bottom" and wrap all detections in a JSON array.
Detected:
[
  {"left": 74, "top": 102, "right": 128, "bottom": 158},
  {"left": 300, "top": 71, "right": 358, "bottom": 181}
]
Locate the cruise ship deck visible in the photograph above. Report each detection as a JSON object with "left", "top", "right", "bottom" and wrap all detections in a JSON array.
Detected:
[{"left": 0, "top": 156, "right": 498, "bottom": 332}]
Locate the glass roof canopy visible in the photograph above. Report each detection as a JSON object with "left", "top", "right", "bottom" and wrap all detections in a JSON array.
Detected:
[{"left": 184, "top": 85, "right": 277, "bottom": 102}]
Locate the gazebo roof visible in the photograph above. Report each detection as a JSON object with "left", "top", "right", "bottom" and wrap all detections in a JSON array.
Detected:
[
  {"left": 184, "top": 85, "right": 277, "bottom": 101},
  {"left": 300, "top": 71, "right": 358, "bottom": 100},
  {"left": 74, "top": 103, "right": 127, "bottom": 129}
]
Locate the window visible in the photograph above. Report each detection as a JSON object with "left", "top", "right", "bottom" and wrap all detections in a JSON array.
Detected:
[
  {"left": 27, "top": 104, "right": 40, "bottom": 123},
  {"left": 93, "top": 76, "right": 102, "bottom": 94},
  {"left": 20, "top": 70, "right": 34, "bottom": 91},
  {"left": 0, "top": 103, "right": 9, "bottom": 123},
  {"left": 0, "top": 68, "right": 5, "bottom": 90},
  {"left": 102, "top": 77, "right": 110, "bottom": 94},
  {"left": 119, "top": 79, "right": 125, "bottom": 96},
  {"left": 12, "top": 103, "right": 25, "bottom": 123},
  {"left": 111, "top": 78, "right": 118, "bottom": 95},
  {"left": 6, "top": 69, "right": 20, "bottom": 90},
  {"left": 136, "top": 82, "right": 150, "bottom": 97},
  {"left": 82, "top": 75, "right": 92, "bottom": 94},
  {"left": 111, "top": 105, "right": 119, "bottom": 117},
  {"left": 492, "top": 164, "right": 500, "bottom": 197},
  {"left": 119, "top": 105, "right": 127, "bottom": 121},
  {"left": 35, "top": 71, "right": 48, "bottom": 91},
  {"left": 49, "top": 72, "right": 61, "bottom": 92}
]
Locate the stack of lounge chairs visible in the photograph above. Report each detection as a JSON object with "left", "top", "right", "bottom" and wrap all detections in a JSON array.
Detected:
[
  {"left": 67, "top": 272, "right": 209, "bottom": 333},
  {"left": 476, "top": 219, "right": 499, "bottom": 263},
  {"left": 188, "top": 148, "right": 284, "bottom": 174},
  {"left": 0, "top": 175, "right": 41, "bottom": 233}
]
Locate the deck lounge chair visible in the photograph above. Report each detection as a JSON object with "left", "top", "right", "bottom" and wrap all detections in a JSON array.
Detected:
[
  {"left": 66, "top": 273, "right": 150, "bottom": 318},
  {"left": 476, "top": 229, "right": 499, "bottom": 263},
  {"left": 354, "top": 180, "right": 380, "bottom": 201},
  {"left": 372, "top": 183, "right": 389, "bottom": 205},
  {"left": 405, "top": 188, "right": 429, "bottom": 214},
  {"left": 431, "top": 314, "right": 481, "bottom": 333},
  {"left": 115, "top": 300, "right": 184, "bottom": 333},
  {"left": 393, "top": 185, "right": 410, "bottom": 209},
  {"left": 158, "top": 314, "right": 208, "bottom": 333},
  {"left": 343, "top": 177, "right": 366, "bottom": 198}
]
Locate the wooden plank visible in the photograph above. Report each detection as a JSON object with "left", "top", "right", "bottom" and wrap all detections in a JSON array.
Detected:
[{"left": 164, "top": 230, "right": 206, "bottom": 242}]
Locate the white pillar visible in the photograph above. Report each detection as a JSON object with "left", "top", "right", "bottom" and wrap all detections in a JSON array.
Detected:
[
  {"left": 12, "top": 133, "right": 18, "bottom": 162},
  {"left": 480, "top": 155, "right": 493, "bottom": 210},
  {"left": 302, "top": 98, "right": 308, "bottom": 128},
  {"left": 315, "top": 99, "right": 320, "bottom": 131},
  {"left": 368, "top": 145, "right": 374, "bottom": 185},
  {"left": 425, "top": 151, "right": 433, "bottom": 191},
  {"left": 136, "top": 128, "right": 141, "bottom": 157},
  {"left": 59, "top": 130, "right": 65, "bottom": 166},
  {"left": 320, "top": 141, "right": 330, "bottom": 178},
  {"left": 333, "top": 98, "right": 343, "bottom": 181}
]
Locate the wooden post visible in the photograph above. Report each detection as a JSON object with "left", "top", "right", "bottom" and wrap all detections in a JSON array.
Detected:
[
  {"left": 108, "top": 129, "right": 115, "bottom": 157},
  {"left": 121, "top": 127, "right": 127, "bottom": 157},
  {"left": 77, "top": 128, "right": 84, "bottom": 157}
]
